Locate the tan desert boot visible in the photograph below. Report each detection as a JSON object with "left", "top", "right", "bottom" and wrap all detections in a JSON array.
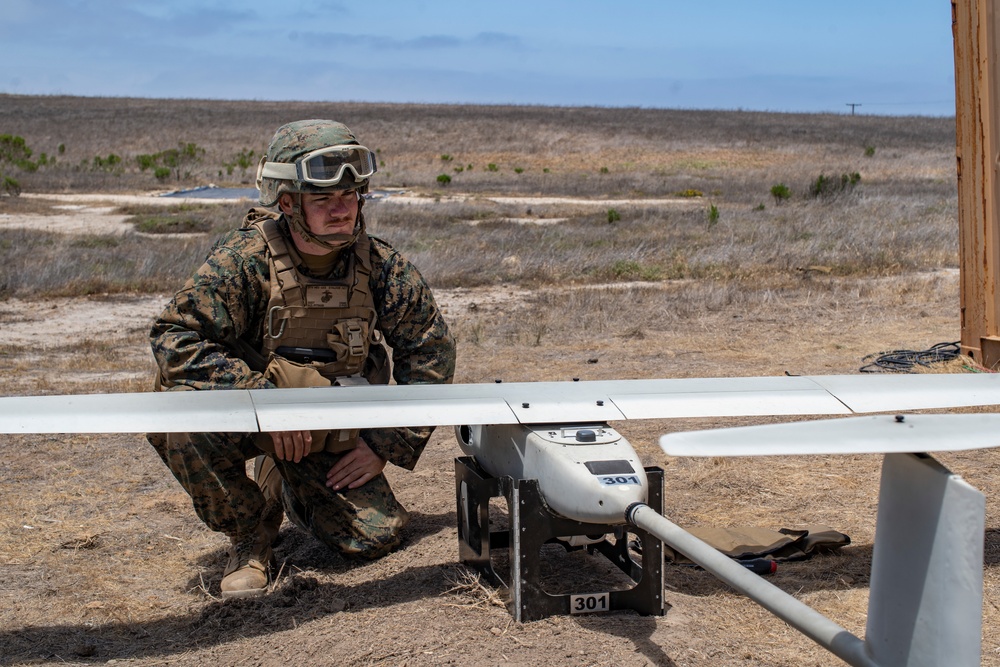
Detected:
[
  {"left": 253, "top": 455, "right": 284, "bottom": 546},
  {"left": 220, "top": 526, "right": 274, "bottom": 599}
]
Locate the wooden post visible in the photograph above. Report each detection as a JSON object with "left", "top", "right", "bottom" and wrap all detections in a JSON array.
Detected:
[{"left": 954, "top": 0, "right": 1000, "bottom": 368}]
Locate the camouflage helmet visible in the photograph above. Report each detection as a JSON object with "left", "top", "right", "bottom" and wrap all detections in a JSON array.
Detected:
[{"left": 256, "top": 119, "right": 377, "bottom": 206}]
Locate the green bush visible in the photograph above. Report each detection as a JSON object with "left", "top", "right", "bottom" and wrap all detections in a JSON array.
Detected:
[
  {"left": 486, "top": 163, "right": 498, "bottom": 172},
  {"left": 132, "top": 214, "right": 212, "bottom": 234},
  {"left": 0, "top": 135, "right": 36, "bottom": 169},
  {"left": 610, "top": 259, "right": 661, "bottom": 281},
  {"left": 223, "top": 148, "right": 255, "bottom": 175},
  {"left": 707, "top": 204, "right": 720, "bottom": 227},
  {"left": 811, "top": 174, "right": 830, "bottom": 196},
  {"left": 0, "top": 134, "right": 38, "bottom": 196},
  {"left": 599, "top": 166, "right": 610, "bottom": 174},
  {"left": 137, "top": 142, "right": 205, "bottom": 181},
  {"left": 770, "top": 183, "right": 791, "bottom": 203},
  {"left": 2, "top": 175, "right": 20, "bottom": 196},
  {"left": 607, "top": 208, "right": 621, "bottom": 223},
  {"left": 436, "top": 173, "right": 452, "bottom": 186},
  {"left": 864, "top": 146, "right": 876, "bottom": 157},
  {"left": 92, "top": 154, "right": 122, "bottom": 171},
  {"left": 811, "top": 172, "right": 861, "bottom": 197},
  {"left": 675, "top": 189, "right": 702, "bottom": 197},
  {"left": 514, "top": 167, "right": 524, "bottom": 174}
]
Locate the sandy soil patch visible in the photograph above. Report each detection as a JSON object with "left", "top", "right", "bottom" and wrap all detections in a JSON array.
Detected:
[
  {"left": 0, "top": 208, "right": 135, "bottom": 236},
  {"left": 22, "top": 193, "right": 251, "bottom": 207},
  {"left": 0, "top": 294, "right": 167, "bottom": 348},
  {"left": 463, "top": 217, "right": 570, "bottom": 226},
  {"left": 9, "top": 193, "right": 248, "bottom": 235},
  {"left": 386, "top": 192, "right": 704, "bottom": 208},
  {"left": 486, "top": 195, "right": 702, "bottom": 207}
]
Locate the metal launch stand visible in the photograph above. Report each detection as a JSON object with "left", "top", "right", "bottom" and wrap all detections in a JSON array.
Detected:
[{"left": 455, "top": 456, "right": 665, "bottom": 621}]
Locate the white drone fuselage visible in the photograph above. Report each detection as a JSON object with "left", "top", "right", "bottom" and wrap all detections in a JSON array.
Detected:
[{"left": 455, "top": 422, "right": 647, "bottom": 524}]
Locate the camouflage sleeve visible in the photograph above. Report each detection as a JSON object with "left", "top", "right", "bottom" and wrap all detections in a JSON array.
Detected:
[
  {"left": 150, "top": 230, "right": 273, "bottom": 391},
  {"left": 360, "top": 238, "right": 456, "bottom": 470}
]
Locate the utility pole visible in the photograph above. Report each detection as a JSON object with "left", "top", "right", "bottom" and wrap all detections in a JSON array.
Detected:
[
  {"left": 953, "top": 0, "right": 1000, "bottom": 367},
  {"left": 846, "top": 103, "right": 862, "bottom": 115}
]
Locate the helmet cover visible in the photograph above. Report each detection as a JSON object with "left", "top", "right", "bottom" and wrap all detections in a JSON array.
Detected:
[{"left": 257, "top": 119, "right": 370, "bottom": 206}]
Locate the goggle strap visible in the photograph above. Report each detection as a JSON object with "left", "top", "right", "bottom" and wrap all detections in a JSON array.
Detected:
[
  {"left": 259, "top": 155, "right": 374, "bottom": 186},
  {"left": 259, "top": 162, "right": 301, "bottom": 181}
]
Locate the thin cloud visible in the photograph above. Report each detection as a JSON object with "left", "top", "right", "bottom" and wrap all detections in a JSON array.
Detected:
[
  {"left": 472, "top": 32, "right": 521, "bottom": 47},
  {"left": 286, "top": 30, "right": 520, "bottom": 51}
]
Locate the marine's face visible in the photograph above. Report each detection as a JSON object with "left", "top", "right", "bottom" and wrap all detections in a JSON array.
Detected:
[
  {"left": 280, "top": 190, "right": 359, "bottom": 254},
  {"left": 298, "top": 190, "right": 359, "bottom": 236}
]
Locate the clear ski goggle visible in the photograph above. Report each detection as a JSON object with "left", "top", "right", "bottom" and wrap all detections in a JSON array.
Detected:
[{"left": 257, "top": 144, "right": 377, "bottom": 187}]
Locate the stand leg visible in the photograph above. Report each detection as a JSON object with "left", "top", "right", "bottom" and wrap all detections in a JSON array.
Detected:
[{"left": 456, "top": 457, "right": 665, "bottom": 621}]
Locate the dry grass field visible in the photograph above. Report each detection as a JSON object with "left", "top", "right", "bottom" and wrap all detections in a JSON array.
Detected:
[{"left": 0, "top": 95, "right": 995, "bottom": 666}]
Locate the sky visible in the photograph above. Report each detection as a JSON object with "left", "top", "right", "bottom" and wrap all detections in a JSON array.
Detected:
[{"left": 1, "top": 0, "right": 958, "bottom": 116}]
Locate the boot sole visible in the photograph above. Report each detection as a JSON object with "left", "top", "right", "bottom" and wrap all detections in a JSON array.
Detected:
[
  {"left": 220, "top": 556, "right": 275, "bottom": 600},
  {"left": 221, "top": 586, "right": 269, "bottom": 600}
]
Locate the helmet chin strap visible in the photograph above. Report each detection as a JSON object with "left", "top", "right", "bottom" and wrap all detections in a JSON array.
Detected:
[{"left": 286, "top": 193, "right": 365, "bottom": 253}]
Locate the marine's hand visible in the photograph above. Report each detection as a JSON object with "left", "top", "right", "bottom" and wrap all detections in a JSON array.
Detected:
[
  {"left": 326, "top": 439, "right": 386, "bottom": 490},
  {"left": 270, "top": 430, "right": 312, "bottom": 463}
]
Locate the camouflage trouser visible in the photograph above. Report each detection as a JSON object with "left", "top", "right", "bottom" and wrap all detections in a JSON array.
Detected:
[{"left": 147, "top": 431, "right": 409, "bottom": 559}]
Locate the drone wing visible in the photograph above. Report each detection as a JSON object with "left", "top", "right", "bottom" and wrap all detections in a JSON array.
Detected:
[
  {"left": 0, "top": 373, "right": 997, "bottom": 434},
  {"left": 659, "top": 412, "right": 1000, "bottom": 456}
]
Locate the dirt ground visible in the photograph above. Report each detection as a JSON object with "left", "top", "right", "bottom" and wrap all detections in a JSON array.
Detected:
[{"left": 0, "top": 204, "right": 998, "bottom": 666}]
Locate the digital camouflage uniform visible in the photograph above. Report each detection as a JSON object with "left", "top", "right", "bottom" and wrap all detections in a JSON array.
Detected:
[{"left": 147, "top": 212, "right": 456, "bottom": 559}]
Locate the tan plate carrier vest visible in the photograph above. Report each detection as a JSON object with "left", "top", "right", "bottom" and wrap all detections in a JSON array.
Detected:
[{"left": 248, "top": 210, "right": 390, "bottom": 455}]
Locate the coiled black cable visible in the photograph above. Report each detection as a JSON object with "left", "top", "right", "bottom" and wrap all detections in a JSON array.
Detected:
[{"left": 859, "top": 341, "right": 961, "bottom": 373}]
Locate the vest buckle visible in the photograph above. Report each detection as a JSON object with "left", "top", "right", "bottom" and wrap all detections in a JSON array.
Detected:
[{"left": 346, "top": 322, "right": 365, "bottom": 357}]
